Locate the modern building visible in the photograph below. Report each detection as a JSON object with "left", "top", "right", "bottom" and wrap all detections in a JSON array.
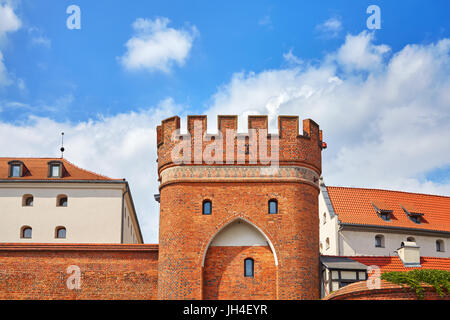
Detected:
[
  {"left": 0, "top": 157, "right": 143, "bottom": 244},
  {"left": 319, "top": 180, "right": 449, "bottom": 258}
]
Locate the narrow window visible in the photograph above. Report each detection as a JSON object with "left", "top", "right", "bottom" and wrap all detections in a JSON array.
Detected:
[
  {"left": 55, "top": 227, "right": 66, "bottom": 239},
  {"left": 375, "top": 235, "right": 384, "bottom": 248},
  {"left": 323, "top": 212, "right": 327, "bottom": 224},
  {"left": 57, "top": 195, "right": 68, "bottom": 207},
  {"left": 22, "top": 194, "right": 34, "bottom": 207},
  {"left": 244, "top": 258, "right": 254, "bottom": 277},
  {"left": 51, "top": 165, "right": 60, "bottom": 177},
  {"left": 268, "top": 199, "right": 278, "bottom": 214},
  {"left": 21, "top": 226, "right": 32, "bottom": 239},
  {"left": 407, "top": 237, "right": 415, "bottom": 243},
  {"left": 436, "top": 240, "right": 445, "bottom": 252},
  {"left": 203, "top": 200, "right": 212, "bottom": 215},
  {"left": 326, "top": 238, "right": 330, "bottom": 250}
]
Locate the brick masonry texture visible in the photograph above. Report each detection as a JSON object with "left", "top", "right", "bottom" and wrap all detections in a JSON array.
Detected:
[
  {"left": 325, "top": 280, "right": 450, "bottom": 300},
  {"left": 158, "top": 182, "right": 320, "bottom": 300},
  {"left": 157, "top": 115, "right": 324, "bottom": 300},
  {"left": 0, "top": 244, "right": 158, "bottom": 300},
  {"left": 203, "top": 246, "right": 276, "bottom": 300}
]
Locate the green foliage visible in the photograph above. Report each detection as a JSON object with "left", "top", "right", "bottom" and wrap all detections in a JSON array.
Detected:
[{"left": 381, "top": 269, "right": 450, "bottom": 299}]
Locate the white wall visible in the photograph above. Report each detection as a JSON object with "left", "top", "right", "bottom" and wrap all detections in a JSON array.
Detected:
[
  {"left": 0, "top": 183, "right": 125, "bottom": 243},
  {"left": 121, "top": 195, "right": 139, "bottom": 244},
  {"left": 211, "top": 220, "right": 268, "bottom": 246},
  {"left": 319, "top": 187, "right": 339, "bottom": 255},
  {"left": 340, "top": 230, "right": 449, "bottom": 257}
]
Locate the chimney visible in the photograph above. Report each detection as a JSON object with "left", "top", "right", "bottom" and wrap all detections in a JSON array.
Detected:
[{"left": 397, "top": 241, "right": 421, "bottom": 268}]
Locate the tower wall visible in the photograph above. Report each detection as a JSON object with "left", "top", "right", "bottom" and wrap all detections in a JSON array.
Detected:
[{"left": 157, "top": 115, "right": 324, "bottom": 300}]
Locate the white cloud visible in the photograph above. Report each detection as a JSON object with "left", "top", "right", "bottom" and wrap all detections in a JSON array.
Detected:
[
  {"left": 205, "top": 32, "right": 450, "bottom": 196},
  {"left": 2, "top": 31, "right": 450, "bottom": 243},
  {"left": 335, "top": 31, "right": 390, "bottom": 71},
  {"left": 316, "top": 17, "right": 342, "bottom": 38},
  {"left": 0, "top": 98, "right": 184, "bottom": 243},
  {"left": 283, "top": 49, "right": 302, "bottom": 66},
  {"left": 31, "top": 36, "right": 51, "bottom": 48},
  {"left": 119, "top": 17, "right": 198, "bottom": 73},
  {"left": 0, "top": 2, "right": 21, "bottom": 87},
  {"left": 0, "top": 2, "right": 21, "bottom": 39}
]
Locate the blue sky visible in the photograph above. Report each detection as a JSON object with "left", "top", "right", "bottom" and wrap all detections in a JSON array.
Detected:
[
  {"left": 2, "top": 0, "right": 449, "bottom": 121},
  {"left": 1, "top": 0, "right": 449, "bottom": 242}
]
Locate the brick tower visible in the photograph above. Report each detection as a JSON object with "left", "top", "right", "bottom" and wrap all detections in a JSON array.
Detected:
[{"left": 156, "top": 115, "right": 325, "bottom": 300}]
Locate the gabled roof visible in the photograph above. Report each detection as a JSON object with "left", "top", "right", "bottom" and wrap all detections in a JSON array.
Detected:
[
  {"left": 0, "top": 157, "right": 121, "bottom": 181},
  {"left": 326, "top": 186, "right": 450, "bottom": 233},
  {"left": 350, "top": 255, "right": 450, "bottom": 272}
]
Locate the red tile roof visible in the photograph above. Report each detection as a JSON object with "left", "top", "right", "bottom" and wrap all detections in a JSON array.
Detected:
[
  {"left": 350, "top": 255, "right": 450, "bottom": 272},
  {"left": 326, "top": 186, "right": 450, "bottom": 233},
  {"left": 0, "top": 158, "right": 121, "bottom": 181}
]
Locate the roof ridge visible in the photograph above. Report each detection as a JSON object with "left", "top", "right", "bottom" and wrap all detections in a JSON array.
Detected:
[
  {"left": 61, "top": 158, "right": 119, "bottom": 181},
  {"left": 327, "top": 185, "right": 450, "bottom": 199}
]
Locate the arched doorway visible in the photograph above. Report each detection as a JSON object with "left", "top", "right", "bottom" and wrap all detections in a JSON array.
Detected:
[{"left": 202, "top": 219, "right": 277, "bottom": 300}]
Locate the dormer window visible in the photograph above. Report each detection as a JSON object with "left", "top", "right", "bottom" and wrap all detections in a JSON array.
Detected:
[
  {"left": 372, "top": 202, "right": 392, "bottom": 221},
  {"left": 48, "top": 161, "right": 64, "bottom": 178},
  {"left": 8, "top": 161, "right": 25, "bottom": 178},
  {"left": 401, "top": 204, "right": 423, "bottom": 224}
]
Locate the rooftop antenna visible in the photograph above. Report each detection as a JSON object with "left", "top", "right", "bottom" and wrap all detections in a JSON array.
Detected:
[{"left": 60, "top": 132, "right": 65, "bottom": 158}]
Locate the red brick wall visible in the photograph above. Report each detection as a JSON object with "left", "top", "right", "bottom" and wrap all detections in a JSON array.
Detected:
[
  {"left": 158, "top": 182, "right": 320, "bottom": 300},
  {"left": 203, "top": 246, "right": 276, "bottom": 300},
  {"left": 0, "top": 244, "right": 158, "bottom": 300},
  {"left": 324, "top": 280, "right": 450, "bottom": 300},
  {"left": 157, "top": 115, "right": 323, "bottom": 300}
]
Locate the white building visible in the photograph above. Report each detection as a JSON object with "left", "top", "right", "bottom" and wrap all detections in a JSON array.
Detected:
[
  {"left": 0, "top": 158, "right": 143, "bottom": 244},
  {"left": 319, "top": 179, "right": 449, "bottom": 258}
]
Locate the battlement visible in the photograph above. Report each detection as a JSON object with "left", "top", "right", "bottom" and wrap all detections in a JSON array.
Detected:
[{"left": 157, "top": 115, "right": 324, "bottom": 174}]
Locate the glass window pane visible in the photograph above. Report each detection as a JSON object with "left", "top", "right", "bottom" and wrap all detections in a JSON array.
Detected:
[
  {"left": 331, "top": 271, "right": 339, "bottom": 280},
  {"left": 203, "top": 201, "right": 211, "bottom": 215},
  {"left": 51, "top": 165, "right": 60, "bottom": 177},
  {"left": 269, "top": 200, "right": 277, "bottom": 214},
  {"left": 359, "top": 272, "right": 366, "bottom": 280},
  {"left": 23, "top": 228, "right": 32, "bottom": 238},
  {"left": 244, "top": 259, "right": 254, "bottom": 277},
  {"left": 11, "top": 165, "right": 20, "bottom": 177},
  {"left": 57, "top": 228, "right": 66, "bottom": 238},
  {"left": 26, "top": 197, "right": 33, "bottom": 206},
  {"left": 59, "top": 197, "right": 68, "bottom": 207}
]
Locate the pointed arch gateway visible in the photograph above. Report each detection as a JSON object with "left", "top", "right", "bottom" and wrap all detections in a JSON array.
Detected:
[{"left": 202, "top": 218, "right": 278, "bottom": 300}]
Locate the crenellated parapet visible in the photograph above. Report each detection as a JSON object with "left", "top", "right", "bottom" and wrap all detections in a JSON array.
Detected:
[{"left": 157, "top": 115, "right": 325, "bottom": 178}]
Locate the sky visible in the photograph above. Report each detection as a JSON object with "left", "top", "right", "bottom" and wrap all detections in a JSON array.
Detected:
[{"left": 0, "top": 0, "right": 449, "bottom": 243}]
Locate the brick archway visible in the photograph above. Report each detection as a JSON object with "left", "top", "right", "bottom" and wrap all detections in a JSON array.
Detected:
[{"left": 202, "top": 218, "right": 277, "bottom": 300}]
